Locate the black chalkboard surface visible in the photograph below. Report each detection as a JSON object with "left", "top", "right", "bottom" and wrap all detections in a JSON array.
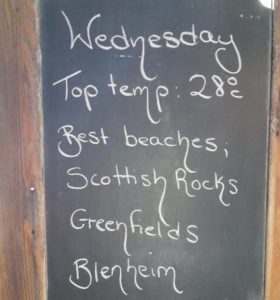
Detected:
[{"left": 41, "top": 0, "right": 272, "bottom": 299}]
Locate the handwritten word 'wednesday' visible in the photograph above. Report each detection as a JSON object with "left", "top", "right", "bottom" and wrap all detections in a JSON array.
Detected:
[{"left": 61, "top": 11, "right": 242, "bottom": 81}]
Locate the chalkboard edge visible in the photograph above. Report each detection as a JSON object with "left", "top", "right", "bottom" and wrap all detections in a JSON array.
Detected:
[{"left": 265, "top": 0, "right": 280, "bottom": 299}]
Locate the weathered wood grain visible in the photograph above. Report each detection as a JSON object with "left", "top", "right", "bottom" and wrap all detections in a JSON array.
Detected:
[
  {"left": 266, "top": 1, "right": 280, "bottom": 299},
  {"left": 0, "top": 0, "right": 45, "bottom": 299}
]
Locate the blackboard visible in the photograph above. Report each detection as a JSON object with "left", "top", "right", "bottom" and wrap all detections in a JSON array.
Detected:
[{"left": 40, "top": 1, "right": 272, "bottom": 299}]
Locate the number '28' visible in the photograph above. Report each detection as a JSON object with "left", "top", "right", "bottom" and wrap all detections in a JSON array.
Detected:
[{"left": 189, "top": 74, "right": 243, "bottom": 99}]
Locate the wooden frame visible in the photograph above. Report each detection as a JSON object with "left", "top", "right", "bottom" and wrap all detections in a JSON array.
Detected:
[
  {"left": 0, "top": 1, "right": 45, "bottom": 299},
  {"left": 0, "top": 0, "right": 278, "bottom": 299},
  {"left": 265, "top": 0, "right": 280, "bottom": 299}
]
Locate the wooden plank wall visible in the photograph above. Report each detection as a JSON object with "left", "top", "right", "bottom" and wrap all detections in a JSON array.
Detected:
[
  {"left": 0, "top": 0, "right": 279, "bottom": 300},
  {"left": 0, "top": 0, "right": 45, "bottom": 299},
  {"left": 266, "top": 0, "right": 280, "bottom": 299}
]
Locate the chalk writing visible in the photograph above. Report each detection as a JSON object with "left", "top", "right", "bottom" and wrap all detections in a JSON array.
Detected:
[
  {"left": 51, "top": 10, "right": 242, "bottom": 294},
  {"left": 42, "top": 1, "right": 271, "bottom": 298}
]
